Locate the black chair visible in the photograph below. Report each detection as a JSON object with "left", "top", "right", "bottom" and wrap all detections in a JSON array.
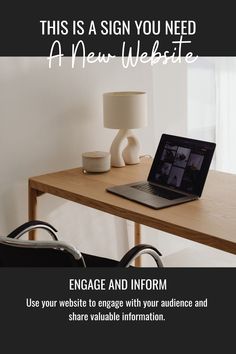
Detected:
[{"left": 0, "top": 220, "right": 163, "bottom": 267}]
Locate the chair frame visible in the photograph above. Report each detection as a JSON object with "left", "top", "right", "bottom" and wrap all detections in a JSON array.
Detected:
[{"left": 0, "top": 220, "right": 163, "bottom": 268}]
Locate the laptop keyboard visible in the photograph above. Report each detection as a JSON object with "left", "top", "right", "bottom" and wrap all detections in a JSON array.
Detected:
[{"left": 131, "top": 183, "right": 184, "bottom": 200}]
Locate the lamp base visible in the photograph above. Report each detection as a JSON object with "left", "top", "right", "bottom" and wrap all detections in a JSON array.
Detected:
[{"left": 110, "top": 129, "right": 141, "bottom": 167}]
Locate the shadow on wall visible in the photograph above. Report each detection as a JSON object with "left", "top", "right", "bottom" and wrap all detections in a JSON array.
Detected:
[
  {"left": 39, "top": 196, "right": 130, "bottom": 260},
  {"left": 0, "top": 182, "right": 42, "bottom": 236}
]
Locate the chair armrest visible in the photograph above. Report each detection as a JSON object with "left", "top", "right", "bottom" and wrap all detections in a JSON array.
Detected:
[
  {"left": 6, "top": 220, "right": 58, "bottom": 240},
  {"left": 118, "top": 244, "right": 163, "bottom": 267}
]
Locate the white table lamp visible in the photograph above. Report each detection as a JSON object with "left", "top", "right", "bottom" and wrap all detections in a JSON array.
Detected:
[{"left": 103, "top": 91, "right": 147, "bottom": 167}]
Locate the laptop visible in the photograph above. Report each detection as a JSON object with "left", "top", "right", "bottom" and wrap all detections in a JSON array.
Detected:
[{"left": 106, "top": 134, "right": 216, "bottom": 209}]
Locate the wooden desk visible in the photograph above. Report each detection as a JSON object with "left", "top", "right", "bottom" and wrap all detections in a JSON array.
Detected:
[{"left": 28, "top": 158, "right": 236, "bottom": 256}]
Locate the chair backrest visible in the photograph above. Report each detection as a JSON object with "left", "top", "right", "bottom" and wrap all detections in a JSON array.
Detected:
[
  {"left": 0, "top": 220, "right": 163, "bottom": 268},
  {"left": 0, "top": 220, "right": 85, "bottom": 267},
  {"left": 0, "top": 237, "right": 85, "bottom": 267}
]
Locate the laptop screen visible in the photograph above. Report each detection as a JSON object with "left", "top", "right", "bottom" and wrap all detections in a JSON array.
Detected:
[{"left": 148, "top": 134, "right": 216, "bottom": 197}]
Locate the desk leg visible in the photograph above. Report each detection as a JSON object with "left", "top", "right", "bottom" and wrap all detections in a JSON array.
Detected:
[
  {"left": 28, "top": 184, "right": 38, "bottom": 240},
  {"left": 134, "top": 223, "right": 141, "bottom": 267}
]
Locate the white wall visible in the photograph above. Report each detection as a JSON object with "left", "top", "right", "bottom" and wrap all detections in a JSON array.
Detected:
[
  {"left": 187, "top": 58, "right": 216, "bottom": 142},
  {"left": 0, "top": 57, "right": 155, "bottom": 260}
]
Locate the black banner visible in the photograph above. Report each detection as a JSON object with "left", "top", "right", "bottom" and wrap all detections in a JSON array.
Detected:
[
  {"left": 0, "top": 268, "right": 235, "bottom": 351},
  {"left": 0, "top": 1, "right": 235, "bottom": 56}
]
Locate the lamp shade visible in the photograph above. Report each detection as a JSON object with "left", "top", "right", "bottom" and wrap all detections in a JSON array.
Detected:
[{"left": 103, "top": 91, "right": 147, "bottom": 129}]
